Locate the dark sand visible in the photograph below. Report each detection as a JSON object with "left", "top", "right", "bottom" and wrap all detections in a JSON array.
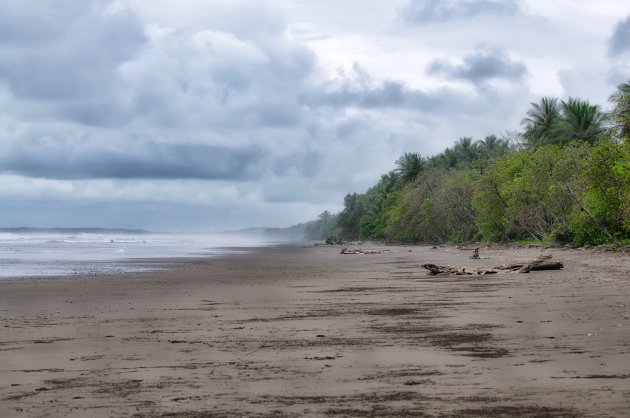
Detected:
[{"left": 1, "top": 244, "right": 629, "bottom": 417}]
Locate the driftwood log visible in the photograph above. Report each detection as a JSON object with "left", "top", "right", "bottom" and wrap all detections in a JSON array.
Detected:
[
  {"left": 422, "top": 255, "right": 563, "bottom": 276},
  {"left": 340, "top": 248, "right": 389, "bottom": 255},
  {"left": 493, "top": 254, "right": 564, "bottom": 273},
  {"left": 421, "top": 264, "right": 497, "bottom": 275}
]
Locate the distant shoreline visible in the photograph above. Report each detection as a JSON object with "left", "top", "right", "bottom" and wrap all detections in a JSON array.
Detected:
[
  {"left": 0, "top": 231, "right": 271, "bottom": 279},
  {"left": 0, "top": 227, "right": 153, "bottom": 234}
]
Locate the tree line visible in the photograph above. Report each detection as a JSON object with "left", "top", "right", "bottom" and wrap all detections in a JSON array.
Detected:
[{"left": 305, "top": 81, "right": 630, "bottom": 246}]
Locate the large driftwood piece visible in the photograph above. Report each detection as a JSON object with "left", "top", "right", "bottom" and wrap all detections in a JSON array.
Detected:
[
  {"left": 421, "top": 264, "right": 497, "bottom": 276},
  {"left": 340, "top": 248, "right": 389, "bottom": 255},
  {"left": 493, "top": 254, "right": 564, "bottom": 273},
  {"left": 422, "top": 255, "right": 563, "bottom": 276}
]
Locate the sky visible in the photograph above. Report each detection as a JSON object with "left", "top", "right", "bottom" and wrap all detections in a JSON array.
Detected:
[{"left": 0, "top": 0, "right": 629, "bottom": 231}]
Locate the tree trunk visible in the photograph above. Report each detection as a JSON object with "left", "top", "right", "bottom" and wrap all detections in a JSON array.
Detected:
[{"left": 422, "top": 255, "right": 563, "bottom": 276}]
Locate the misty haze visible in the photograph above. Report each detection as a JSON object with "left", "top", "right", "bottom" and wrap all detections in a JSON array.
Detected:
[{"left": 0, "top": 1, "right": 629, "bottom": 417}]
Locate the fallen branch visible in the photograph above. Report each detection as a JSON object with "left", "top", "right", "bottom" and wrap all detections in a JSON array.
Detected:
[
  {"left": 340, "top": 248, "right": 389, "bottom": 255},
  {"left": 493, "top": 254, "right": 564, "bottom": 273},
  {"left": 422, "top": 255, "right": 563, "bottom": 275},
  {"left": 421, "top": 264, "right": 498, "bottom": 275}
]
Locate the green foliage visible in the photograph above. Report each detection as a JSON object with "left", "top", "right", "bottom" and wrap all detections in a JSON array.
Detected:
[
  {"left": 521, "top": 97, "right": 607, "bottom": 147},
  {"left": 556, "top": 98, "right": 606, "bottom": 144},
  {"left": 521, "top": 97, "right": 561, "bottom": 147},
  {"left": 337, "top": 193, "right": 364, "bottom": 240},
  {"left": 568, "top": 139, "right": 630, "bottom": 245},
  {"left": 313, "top": 86, "right": 629, "bottom": 247},
  {"left": 429, "top": 147, "right": 459, "bottom": 169},
  {"left": 304, "top": 211, "right": 341, "bottom": 240},
  {"left": 474, "top": 144, "right": 589, "bottom": 243},
  {"left": 472, "top": 152, "right": 521, "bottom": 241},
  {"left": 609, "top": 79, "right": 630, "bottom": 140},
  {"left": 477, "top": 135, "right": 509, "bottom": 160},
  {"left": 384, "top": 171, "right": 445, "bottom": 243},
  {"left": 452, "top": 137, "right": 478, "bottom": 164},
  {"left": 396, "top": 153, "right": 425, "bottom": 184}
]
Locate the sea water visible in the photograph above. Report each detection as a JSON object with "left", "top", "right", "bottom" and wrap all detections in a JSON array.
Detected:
[{"left": 0, "top": 231, "right": 270, "bottom": 278}]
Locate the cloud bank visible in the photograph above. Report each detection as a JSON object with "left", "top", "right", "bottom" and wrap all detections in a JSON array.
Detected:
[
  {"left": 0, "top": 0, "right": 627, "bottom": 230},
  {"left": 610, "top": 14, "right": 630, "bottom": 57},
  {"left": 401, "top": 0, "right": 520, "bottom": 24},
  {"left": 427, "top": 46, "right": 527, "bottom": 86}
]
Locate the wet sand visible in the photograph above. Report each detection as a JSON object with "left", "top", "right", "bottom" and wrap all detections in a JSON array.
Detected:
[{"left": 1, "top": 244, "right": 629, "bottom": 417}]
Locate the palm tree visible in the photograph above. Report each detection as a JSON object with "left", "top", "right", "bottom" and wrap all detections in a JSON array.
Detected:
[
  {"left": 521, "top": 97, "right": 561, "bottom": 147},
  {"left": 453, "top": 136, "right": 478, "bottom": 163},
  {"left": 555, "top": 98, "right": 606, "bottom": 144},
  {"left": 372, "top": 171, "right": 400, "bottom": 196},
  {"left": 477, "top": 134, "right": 508, "bottom": 160},
  {"left": 396, "top": 152, "right": 425, "bottom": 183},
  {"left": 609, "top": 79, "right": 630, "bottom": 140},
  {"left": 438, "top": 147, "right": 459, "bottom": 169}
]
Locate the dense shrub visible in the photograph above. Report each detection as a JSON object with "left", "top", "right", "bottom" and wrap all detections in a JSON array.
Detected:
[{"left": 307, "top": 83, "right": 630, "bottom": 246}]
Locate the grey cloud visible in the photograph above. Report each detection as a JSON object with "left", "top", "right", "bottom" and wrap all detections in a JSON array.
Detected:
[
  {"left": 609, "top": 14, "right": 630, "bottom": 56},
  {"left": 316, "top": 81, "right": 408, "bottom": 108},
  {"left": 0, "top": 139, "right": 262, "bottom": 180},
  {"left": 0, "top": 1, "right": 145, "bottom": 103},
  {"left": 0, "top": 0, "right": 146, "bottom": 130},
  {"left": 608, "top": 63, "right": 630, "bottom": 85},
  {"left": 427, "top": 47, "right": 526, "bottom": 85},
  {"left": 0, "top": 1, "right": 323, "bottom": 185},
  {"left": 303, "top": 77, "right": 489, "bottom": 114},
  {"left": 269, "top": 145, "right": 322, "bottom": 179},
  {"left": 0, "top": 0, "right": 545, "bottom": 230},
  {"left": 0, "top": 0, "right": 318, "bottom": 133},
  {"left": 0, "top": 197, "right": 326, "bottom": 231},
  {"left": 0, "top": 199, "right": 241, "bottom": 231},
  {"left": 402, "top": 0, "right": 520, "bottom": 25},
  {"left": 0, "top": 1, "right": 103, "bottom": 45},
  {"left": 131, "top": 0, "right": 287, "bottom": 40},
  {"left": 123, "top": 29, "right": 316, "bottom": 131},
  {"left": 260, "top": 178, "right": 342, "bottom": 204},
  {"left": 56, "top": 101, "right": 136, "bottom": 127}
]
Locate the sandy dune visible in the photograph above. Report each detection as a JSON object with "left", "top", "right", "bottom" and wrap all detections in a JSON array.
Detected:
[{"left": 1, "top": 245, "right": 629, "bottom": 417}]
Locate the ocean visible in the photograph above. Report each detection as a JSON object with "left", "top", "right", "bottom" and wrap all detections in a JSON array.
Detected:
[{"left": 0, "top": 230, "right": 272, "bottom": 278}]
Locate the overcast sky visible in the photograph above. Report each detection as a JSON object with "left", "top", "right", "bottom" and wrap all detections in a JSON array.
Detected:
[{"left": 0, "top": 0, "right": 629, "bottom": 231}]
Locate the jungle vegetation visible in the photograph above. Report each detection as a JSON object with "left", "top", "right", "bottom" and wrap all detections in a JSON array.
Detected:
[{"left": 305, "top": 80, "right": 630, "bottom": 246}]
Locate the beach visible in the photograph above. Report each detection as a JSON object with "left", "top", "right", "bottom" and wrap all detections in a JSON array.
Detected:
[{"left": 1, "top": 244, "right": 629, "bottom": 417}]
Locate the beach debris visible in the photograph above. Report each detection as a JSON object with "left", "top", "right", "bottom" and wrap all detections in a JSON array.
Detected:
[
  {"left": 421, "top": 264, "right": 497, "bottom": 275},
  {"left": 304, "top": 355, "right": 341, "bottom": 360},
  {"left": 422, "top": 255, "right": 563, "bottom": 275},
  {"left": 404, "top": 379, "right": 432, "bottom": 386},
  {"left": 493, "top": 254, "right": 564, "bottom": 273},
  {"left": 362, "top": 249, "right": 388, "bottom": 254},
  {"left": 340, "top": 248, "right": 361, "bottom": 254},
  {"left": 340, "top": 248, "right": 389, "bottom": 255},
  {"left": 455, "top": 245, "right": 473, "bottom": 250},
  {"left": 469, "top": 247, "right": 480, "bottom": 259},
  {"left": 325, "top": 235, "right": 344, "bottom": 245}
]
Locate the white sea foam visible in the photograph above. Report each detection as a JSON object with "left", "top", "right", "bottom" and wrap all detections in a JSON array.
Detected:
[{"left": 0, "top": 232, "right": 271, "bottom": 278}]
